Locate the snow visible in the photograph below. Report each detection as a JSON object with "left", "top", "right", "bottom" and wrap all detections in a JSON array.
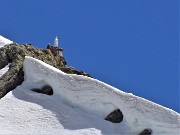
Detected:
[
  {"left": 0, "top": 63, "right": 10, "bottom": 77},
  {"left": 0, "top": 56, "right": 179, "bottom": 135},
  {"left": 0, "top": 35, "right": 13, "bottom": 48}
]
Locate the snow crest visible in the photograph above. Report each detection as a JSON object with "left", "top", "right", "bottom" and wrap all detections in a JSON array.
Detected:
[
  {"left": 0, "top": 56, "right": 179, "bottom": 135},
  {"left": 0, "top": 35, "right": 13, "bottom": 48}
]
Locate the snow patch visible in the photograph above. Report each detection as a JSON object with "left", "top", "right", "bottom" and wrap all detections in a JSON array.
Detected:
[
  {"left": 0, "top": 63, "right": 11, "bottom": 77},
  {"left": 0, "top": 35, "right": 13, "bottom": 48}
]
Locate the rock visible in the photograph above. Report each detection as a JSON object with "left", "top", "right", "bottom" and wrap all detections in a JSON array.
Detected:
[
  {"left": 0, "top": 48, "right": 9, "bottom": 69},
  {"left": 32, "top": 85, "right": 53, "bottom": 95},
  {"left": 0, "top": 43, "right": 91, "bottom": 98},
  {"left": 139, "top": 129, "right": 152, "bottom": 135},
  {"left": 105, "top": 108, "right": 123, "bottom": 123},
  {"left": 60, "top": 66, "right": 91, "bottom": 77}
]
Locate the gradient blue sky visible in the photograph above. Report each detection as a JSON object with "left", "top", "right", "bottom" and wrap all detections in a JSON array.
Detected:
[{"left": 0, "top": 0, "right": 179, "bottom": 112}]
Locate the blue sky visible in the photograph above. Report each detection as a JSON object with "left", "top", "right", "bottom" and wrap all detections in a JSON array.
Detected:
[{"left": 0, "top": 0, "right": 179, "bottom": 112}]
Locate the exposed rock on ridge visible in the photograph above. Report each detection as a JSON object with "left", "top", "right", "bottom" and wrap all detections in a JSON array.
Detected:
[{"left": 0, "top": 43, "right": 91, "bottom": 98}]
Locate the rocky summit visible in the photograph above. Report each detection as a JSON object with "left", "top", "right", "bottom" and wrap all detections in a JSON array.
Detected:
[{"left": 0, "top": 43, "right": 91, "bottom": 98}]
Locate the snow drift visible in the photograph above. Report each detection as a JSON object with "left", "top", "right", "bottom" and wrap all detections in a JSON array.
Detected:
[{"left": 0, "top": 56, "right": 179, "bottom": 135}]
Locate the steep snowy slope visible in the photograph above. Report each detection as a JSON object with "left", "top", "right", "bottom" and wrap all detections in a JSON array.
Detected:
[
  {"left": 0, "top": 35, "right": 13, "bottom": 48},
  {"left": 0, "top": 56, "right": 179, "bottom": 135}
]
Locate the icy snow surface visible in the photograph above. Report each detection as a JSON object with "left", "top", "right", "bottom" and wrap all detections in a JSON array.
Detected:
[
  {"left": 0, "top": 35, "right": 13, "bottom": 48},
  {"left": 0, "top": 56, "right": 179, "bottom": 135},
  {"left": 0, "top": 63, "right": 10, "bottom": 77}
]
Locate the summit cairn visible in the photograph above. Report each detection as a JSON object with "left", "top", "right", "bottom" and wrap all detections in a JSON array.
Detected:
[
  {"left": 54, "top": 36, "right": 58, "bottom": 47},
  {"left": 47, "top": 36, "right": 63, "bottom": 56}
]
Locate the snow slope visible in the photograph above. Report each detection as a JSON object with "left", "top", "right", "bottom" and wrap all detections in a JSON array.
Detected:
[
  {"left": 0, "top": 56, "right": 179, "bottom": 135},
  {"left": 0, "top": 35, "right": 13, "bottom": 48}
]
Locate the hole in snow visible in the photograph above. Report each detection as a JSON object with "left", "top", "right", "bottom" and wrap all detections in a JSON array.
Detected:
[
  {"left": 139, "top": 129, "right": 152, "bottom": 135},
  {"left": 32, "top": 85, "right": 53, "bottom": 96},
  {"left": 105, "top": 108, "right": 123, "bottom": 123}
]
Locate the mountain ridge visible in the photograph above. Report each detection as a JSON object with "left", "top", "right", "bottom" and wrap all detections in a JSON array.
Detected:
[
  {"left": 0, "top": 56, "right": 179, "bottom": 135},
  {"left": 0, "top": 36, "right": 179, "bottom": 135}
]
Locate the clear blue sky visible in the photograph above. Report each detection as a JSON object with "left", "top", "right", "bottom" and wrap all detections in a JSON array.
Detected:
[{"left": 0, "top": 0, "right": 179, "bottom": 112}]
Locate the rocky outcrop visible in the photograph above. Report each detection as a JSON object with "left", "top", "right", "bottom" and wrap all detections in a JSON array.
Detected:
[
  {"left": 60, "top": 66, "right": 91, "bottom": 77},
  {"left": 105, "top": 108, "right": 123, "bottom": 123},
  {"left": 139, "top": 129, "right": 152, "bottom": 135},
  {"left": 32, "top": 85, "right": 53, "bottom": 95},
  {"left": 0, "top": 43, "right": 91, "bottom": 98}
]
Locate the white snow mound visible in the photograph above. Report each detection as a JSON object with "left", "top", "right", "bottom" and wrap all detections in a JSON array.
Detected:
[
  {"left": 0, "top": 35, "right": 13, "bottom": 48},
  {"left": 0, "top": 56, "right": 179, "bottom": 135}
]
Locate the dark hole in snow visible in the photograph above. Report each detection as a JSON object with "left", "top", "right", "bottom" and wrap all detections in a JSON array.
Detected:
[
  {"left": 139, "top": 129, "right": 152, "bottom": 135},
  {"left": 32, "top": 85, "right": 53, "bottom": 95},
  {"left": 105, "top": 108, "right": 123, "bottom": 123}
]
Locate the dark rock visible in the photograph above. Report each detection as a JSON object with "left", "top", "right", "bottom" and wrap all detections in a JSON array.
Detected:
[
  {"left": 0, "top": 43, "right": 91, "bottom": 98},
  {"left": 105, "top": 108, "right": 123, "bottom": 123},
  {"left": 139, "top": 129, "right": 152, "bottom": 135},
  {"left": 60, "top": 66, "right": 92, "bottom": 77},
  {"left": 0, "top": 48, "right": 9, "bottom": 69},
  {"left": 32, "top": 85, "right": 53, "bottom": 95}
]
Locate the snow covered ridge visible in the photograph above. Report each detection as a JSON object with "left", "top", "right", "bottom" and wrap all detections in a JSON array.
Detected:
[
  {"left": 20, "top": 56, "right": 179, "bottom": 134},
  {"left": 0, "top": 35, "right": 13, "bottom": 48},
  {"left": 0, "top": 56, "right": 179, "bottom": 134}
]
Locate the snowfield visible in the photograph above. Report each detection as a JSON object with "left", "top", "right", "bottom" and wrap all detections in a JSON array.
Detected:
[
  {"left": 0, "top": 56, "right": 179, "bottom": 135},
  {"left": 0, "top": 35, "right": 13, "bottom": 48}
]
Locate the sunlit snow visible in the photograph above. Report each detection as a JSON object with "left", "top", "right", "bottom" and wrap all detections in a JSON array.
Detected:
[
  {"left": 0, "top": 63, "right": 10, "bottom": 77},
  {"left": 0, "top": 35, "right": 13, "bottom": 48},
  {"left": 0, "top": 56, "right": 179, "bottom": 135}
]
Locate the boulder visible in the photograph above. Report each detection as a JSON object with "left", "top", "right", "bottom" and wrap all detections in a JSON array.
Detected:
[{"left": 105, "top": 108, "right": 123, "bottom": 123}]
